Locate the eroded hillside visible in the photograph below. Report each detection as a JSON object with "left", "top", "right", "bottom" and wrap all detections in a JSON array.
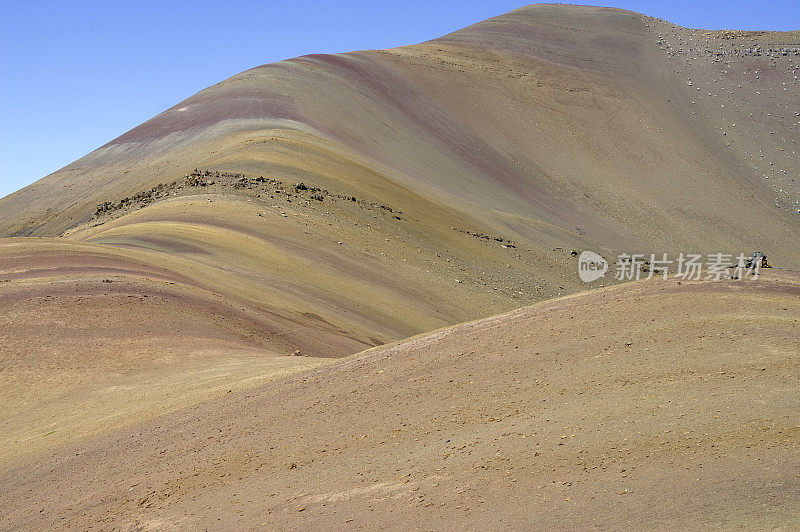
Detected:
[
  {"left": 2, "top": 271, "right": 798, "bottom": 529},
  {"left": 1, "top": 6, "right": 798, "bottom": 508}
]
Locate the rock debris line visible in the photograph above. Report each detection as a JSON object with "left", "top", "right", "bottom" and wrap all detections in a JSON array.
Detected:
[
  {"left": 92, "top": 169, "right": 404, "bottom": 222},
  {"left": 456, "top": 229, "right": 517, "bottom": 249}
]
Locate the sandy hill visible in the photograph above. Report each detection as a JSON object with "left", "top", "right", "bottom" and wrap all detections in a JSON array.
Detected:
[
  {"left": 2, "top": 271, "right": 798, "bottom": 529},
  {"left": 1, "top": 4, "right": 799, "bottom": 528}
]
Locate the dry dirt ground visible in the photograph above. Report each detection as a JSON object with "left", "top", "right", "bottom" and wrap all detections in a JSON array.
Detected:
[
  {"left": 1, "top": 3, "right": 799, "bottom": 529},
  {"left": 1, "top": 272, "right": 799, "bottom": 529}
]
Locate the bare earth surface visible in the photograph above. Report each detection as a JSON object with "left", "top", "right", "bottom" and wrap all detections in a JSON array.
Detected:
[
  {"left": 1, "top": 3, "right": 799, "bottom": 529},
  {"left": 1, "top": 272, "right": 798, "bottom": 529}
]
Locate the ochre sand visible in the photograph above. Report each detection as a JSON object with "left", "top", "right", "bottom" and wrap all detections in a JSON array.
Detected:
[
  {"left": 2, "top": 273, "right": 798, "bottom": 528},
  {"left": 1, "top": 4, "right": 799, "bottom": 529}
]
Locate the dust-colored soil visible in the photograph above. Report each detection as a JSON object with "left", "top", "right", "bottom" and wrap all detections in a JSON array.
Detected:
[
  {"left": 0, "top": 239, "right": 339, "bottom": 466},
  {"left": 2, "top": 272, "right": 798, "bottom": 529},
  {"left": 1, "top": 3, "right": 799, "bottom": 529}
]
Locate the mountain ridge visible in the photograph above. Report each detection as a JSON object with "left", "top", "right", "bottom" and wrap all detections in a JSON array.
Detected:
[{"left": 1, "top": 8, "right": 799, "bottom": 525}]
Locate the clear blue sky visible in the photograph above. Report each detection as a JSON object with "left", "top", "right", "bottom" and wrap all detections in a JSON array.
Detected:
[{"left": 1, "top": 1, "right": 798, "bottom": 199}]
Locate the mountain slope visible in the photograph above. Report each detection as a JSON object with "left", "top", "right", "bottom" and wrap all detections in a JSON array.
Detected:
[
  {"left": 1, "top": 5, "right": 798, "bottom": 257},
  {"left": 1, "top": 2, "right": 799, "bottom": 491},
  {"left": 2, "top": 271, "right": 798, "bottom": 529}
]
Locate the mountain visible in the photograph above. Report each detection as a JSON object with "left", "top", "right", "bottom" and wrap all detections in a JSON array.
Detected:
[
  {"left": 3, "top": 270, "right": 799, "bottom": 529},
  {"left": 1, "top": 4, "right": 799, "bottom": 527}
]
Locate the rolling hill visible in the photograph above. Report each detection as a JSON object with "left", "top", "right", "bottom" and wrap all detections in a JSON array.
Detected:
[
  {"left": 2, "top": 271, "right": 798, "bottom": 529},
  {"left": 1, "top": 3, "right": 799, "bottom": 528}
]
